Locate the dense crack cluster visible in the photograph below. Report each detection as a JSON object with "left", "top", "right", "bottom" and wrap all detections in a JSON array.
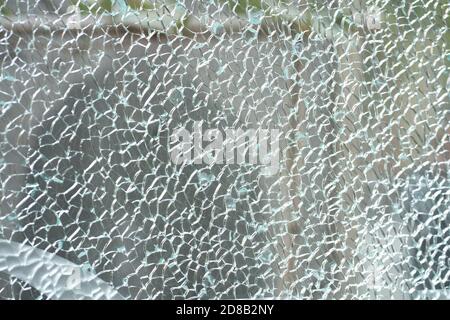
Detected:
[{"left": 0, "top": 0, "right": 449, "bottom": 299}]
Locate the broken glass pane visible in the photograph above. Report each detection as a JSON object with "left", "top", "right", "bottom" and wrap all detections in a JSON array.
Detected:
[{"left": 0, "top": 0, "right": 449, "bottom": 299}]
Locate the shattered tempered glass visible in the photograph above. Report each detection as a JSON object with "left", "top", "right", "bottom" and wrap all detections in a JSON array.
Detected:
[{"left": 0, "top": 0, "right": 449, "bottom": 299}]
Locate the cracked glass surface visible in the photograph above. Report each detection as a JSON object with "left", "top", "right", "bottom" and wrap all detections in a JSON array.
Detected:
[{"left": 0, "top": 0, "right": 449, "bottom": 299}]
